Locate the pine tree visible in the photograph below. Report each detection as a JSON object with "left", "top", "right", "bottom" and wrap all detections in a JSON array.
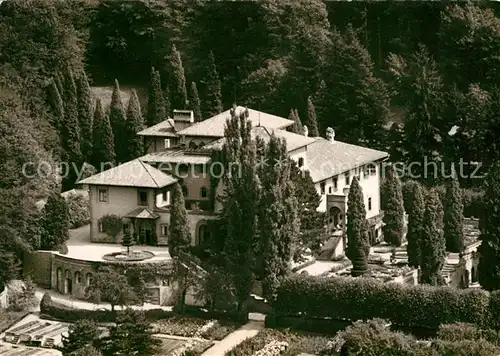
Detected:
[
  {"left": 122, "top": 229, "right": 133, "bottom": 255},
  {"left": 168, "top": 182, "right": 190, "bottom": 256},
  {"left": 92, "top": 98, "right": 115, "bottom": 171},
  {"left": 189, "top": 81, "right": 202, "bottom": 122},
  {"left": 146, "top": 67, "right": 166, "bottom": 126},
  {"left": 444, "top": 171, "right": 465, "bottom": 253},
  {"left": 109, "top": 79, "right": 127, "bottom": 163},
  {"left": 420, "top": 189, "right": 446, "bottom": 285},
  {"left": 346, "top": 176, "right": 369, "bottom": 277},
  {"left": 125, "top": 89, "right": 144, "bottom": 161},
  {"left": 61, "top": 319, "right": 100, "bottom": 356},
  {"left": 169, "top": 44, "right": 187, "bottom": 110},
  {"left": 202, "top": 51, "right": 223, "bottom": 119},
  {"left": 40, "top": 194, "right": 70, "bottom": 250},
  {"left": 61, "top": 67, "right": 82, "bottom": 164},
  {"left": 382, "top": 165, "right": 405, "bottom": 247},
  {"left": 306, "top": 97, "right": 320, "bottom": 137},
  {"left": 77, "top": 71, "right": 94, "bottom": 164},
  {"left": 478, "top": 161, "right": 500, "bottom": 291},
  {"left": 47, "top": 78, "right": 64, "bottom": 130},
  {"left": 406, "top": 182, "right": 425, "bottom": 268}
]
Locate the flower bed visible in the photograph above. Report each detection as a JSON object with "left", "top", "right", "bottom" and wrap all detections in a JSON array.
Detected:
[
  {"left": 200, "top": 319, "right": 243, "bottom": 340},
  {"left": 225, "top": 329, "right": 330, "bottom": 356},
  {"left": 102, "top": 251, "right": 154, "bottom": 262},
  {"left": 253, "top": 340, "right": 288, "bottom": 356},
  {"left": 152, "top": 316, "right": 207, "bottom": 337}
]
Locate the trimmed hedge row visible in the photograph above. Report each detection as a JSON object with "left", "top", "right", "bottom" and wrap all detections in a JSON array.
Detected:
[
  {"left": 40, "top": 293, "right": 247, "bottom": 324},
  {"left": 273, "top": 275, "right": 494, "bottom": 329}
]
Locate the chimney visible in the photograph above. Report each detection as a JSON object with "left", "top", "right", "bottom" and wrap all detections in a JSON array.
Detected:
[
  {"left": 173, "top": 109, "right": 194, "bottom": 123},
  {"left": 303, "top": 125, "right": 308, "bottom": 137},
  {"left": 326, "top": 127, "right": 335, "bottom": 142}
]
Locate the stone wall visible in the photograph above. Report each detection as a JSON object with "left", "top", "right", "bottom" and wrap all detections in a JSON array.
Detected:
[
  {"left": 23, "top": 251, "right": 54, "bottom": 288},
  {"left": 51, "top": 255, "right": 97, "bottom": 300}
]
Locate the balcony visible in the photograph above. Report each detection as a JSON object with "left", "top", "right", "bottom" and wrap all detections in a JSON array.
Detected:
[{"left": 185, "top": 199, "right": 213, "bottom": 212}]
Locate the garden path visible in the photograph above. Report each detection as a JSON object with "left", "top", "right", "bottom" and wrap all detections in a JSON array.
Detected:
[{"left": 201, "top": 317, "right": 265, "bottom": 356}]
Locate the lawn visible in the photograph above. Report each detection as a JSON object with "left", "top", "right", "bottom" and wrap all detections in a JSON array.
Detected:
[
  {"left": 225, "top": 328, "right": 331, "bottom": 356},
  {"left": 157, "top": 338, "right": 186, "bottom": 354}
]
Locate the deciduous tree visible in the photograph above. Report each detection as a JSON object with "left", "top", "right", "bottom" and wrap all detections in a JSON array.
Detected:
[
  {"left": 86, "top": 266, "right": 134, "bottom": 311},
  {"left": 420, "top": 189, "right": 446, "bottom": 285},
  {"left": 168, "top": 182, "right": 191, "bottom": 256},
  {"left": 346, "top": 177, "right": 369, "bottom": 277}
]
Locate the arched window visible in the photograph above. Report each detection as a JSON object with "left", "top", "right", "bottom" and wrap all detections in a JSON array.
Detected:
[
  {"left": 86, "top": 273, "right": 93, "bottom": 287},
  {"left": 74, "top": 272, "right": 82, "bottom": 284},
  {"left": 189, "top": 141, "right": 198, "bottom": 149},
  {"left": 197, "top": 222, "right": 211, "bottom": 245},
  {"left": 298, "top": 157, "right": 304, "bottom": 167},
  {"left": 200, "top": 187, "right": 208, "bottom": 198},
  {"left": 56, "top": 268, "right": 62, "bottom": 292},
  {"left": 329, "top": 207, "right": 341, "bottom": 227}
]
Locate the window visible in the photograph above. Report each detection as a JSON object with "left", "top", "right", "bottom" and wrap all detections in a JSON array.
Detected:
[
  {"left": 139, "top": 191, "right": 148, "bottom": 205},
  {"left": 86, "top": 273, "right": 93, "bottom": 287},
  {"left": 161, "top": 224, "right": 169, "bottom": 236},
  {"left": 298, "top": 157, "right": 304, "bottom": 167},
  {"left": 75, "top": 272, "right": 82, "bottom": 284},
  {"left": 333, "top": 177, "right": 338, "bottom": 190},
  {"left": 368, "top": 197, "right": 372, "bottom": 211},
  {"left": 164, "top": 139, "right": 171, "bottom": 149},
  {"left": 367, "top": 164, "right": 376, "bottom": 176},
  {"left": 328, "top": 186, "right": 332, "bottom": 194},
  {"left": 200, "top": 187, "right": 208, "bottom": 198},
  {"left": 98, "top": 187, "right": 108, "bottom": 202},
  {"left": 320, "top": 182, "right": 326, "bottom": 195},
  {"left": 345, "top": 173, "right": 350, "bottom": 185}
]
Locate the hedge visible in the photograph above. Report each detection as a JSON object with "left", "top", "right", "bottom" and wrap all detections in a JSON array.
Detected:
[{"left": 273, "top": 275, "right": 491, "bottom": 330}]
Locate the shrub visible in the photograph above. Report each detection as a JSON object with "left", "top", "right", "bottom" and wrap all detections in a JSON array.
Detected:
[
  {"left": 98, "top": 214, "right": 123, "bottom": 239},
  {"left": 67, "top": 193, "right": 90, "bottom": 228},
  {"left": 40, "top": 292, "right": 52, "bottom": 313},
  {"left": 273, "top": 275, "right": 490, "bottom": 330},
  {"left": 489, "top": 291, "right": 500, "bottom": 329},
  {"left": 430, "top": 339, "right": 500, "bottom": 355},
  {"left": 461, "top": 188, "right": 484, "bottom": 218},
  {"left": 437, "top": 323, "right": 500, "bottom": 345}
]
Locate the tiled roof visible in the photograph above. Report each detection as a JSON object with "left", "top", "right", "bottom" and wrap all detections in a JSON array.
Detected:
[
  {"left": 78, "top": 159, "right": 177, "bottom": 188},
  {"left": 176, "top": 106, "right": 294, "bottom": 137},
  {"left": 137, "top": 119, "right": 177, "bottom": 137},
  {"left": 202, "top": 127, "right": 315, "bottom": 152},
  {"left": 124, "top": 207, "right": 160, "bottom": 219},
  {"left": 306, "top": 137, "right": 388, "bottom": 183},
  {"left": 140, "top": 149, "right": 211, "bottom": 165}
]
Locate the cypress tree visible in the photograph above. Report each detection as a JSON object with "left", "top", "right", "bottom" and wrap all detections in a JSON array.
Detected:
[
  {"left": 478, "top": 161, "right": 500, "bottom": 291},
  {"left": 55, "top": 71, "right": 65, "bottom": 100},
  {"left": 382, "top": 165, "right": 405, "bottom": 247},
  {"left": 77, "top": 71, "right": 94, "bottom": 163},
  {"left": 169, "top": 44, "right": 187, "bottom": 110},
  {"left": 189, "top": 81, "right": 202, "bottom": 122},
  {"left": 40, "top": 193, "right": 70, "bottom": 250},
  {"left": 164, "top": 85, "right": 171, "bottom": 118},
  {"left": 202, "top": 51, "right": 223, "bottom": 119},
  {"left": 122, "top": 229, "right": 133, "bottom": 255},
  {"left": 92, "top": 98, "right": 115, "bottom": 170},
  {"left": 406, "top": 182, "right": 425, "bottom": 268},
  {"left": 146, "top": 67, "right": 166, "bottom": 126},
  {"left": 61, "top": 319, "right": 100, "bottom": 355},
  {"left": 306, "top": 96, "right": 320, "bottom": 137},
  {"left": 168, "top": 182, "right": 191, "bottom": 256},
  {"left": 313, "top": 79, "right": 328, "bottom": 134},
  {"left": 47, "top": 78, "right": 64, "bottom": 130},
  {"left": 293, "top": 109, "right": 303, "bottom": 134},
  {"left": 444, "top": 171, "right": 465, "bottom": 253},
  {"left": 109, "top": 79, "right": 127, "bottom": 163},
  {"left": 61, "top": 67, "right": 82, "bottom": 164},
  {"left": 346, "top": 176, "right": 369, "bottom": 277},
  {"left": 125, "top": 89, "right": 144, "bottom": 161},
  {"left": 420, "top": 189, "right": 446, "bottom": 285},
  {"left": 220, "top": 107, "right": 260, "bottom": 311},
  {"left": 259, "top": 135, "right": 299, "bottom": 301}
]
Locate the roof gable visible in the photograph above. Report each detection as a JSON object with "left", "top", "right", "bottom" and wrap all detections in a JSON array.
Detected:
[
  {"left": 176, "top": 106, "right": 294, "bottom": 138},
  {"left": 78, "top": 159, "right": 177, "bottom": 188},
  {"left": 137, "top": 119, "right": 177, "bottom": 137}
]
